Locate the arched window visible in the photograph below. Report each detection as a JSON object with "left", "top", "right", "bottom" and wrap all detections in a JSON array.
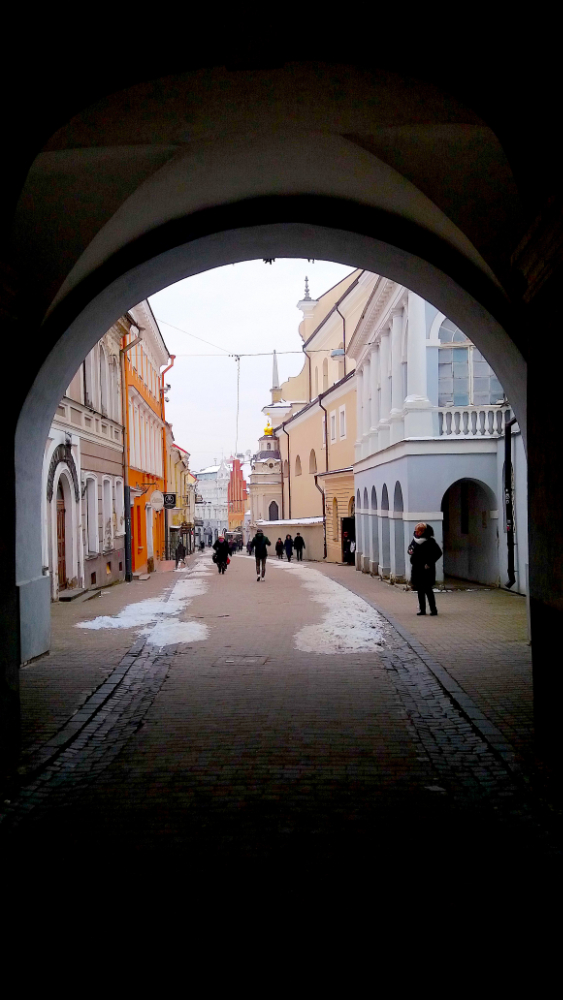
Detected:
[
  {"left": 84, "top": 349, "right": 95, "bottom": 408},
  {"left": 315, "top": 367, "right": 319, "bottom": 397},
  {"left": 322, "top": 358, "right": 328, "bottom": 392},
  {"left": 363, "top": 488, "right": 369, "bottom": 510},
  {"left": 102, "top": 478, "right": 113, "bottom": 550},
  {"left": 295, "top": 455, "right": 302, "bottom": 476},
  {"left": 337, "top": 341, "right": 345, "bottom": 380},
  {"left": 268, "top": 500, "right": 279, "bottom": 521},
  {"left": 356, "top": 488, "right": 361, "bottom": 510},
  {"left": 393, "top": 481, "right": 404, "bottom": 512},
  {"left": 381, "top": 484, "right": 389, "bottom": 511},
  {"left": 283, "top": 460, "right": 289, "bottom": 478},
  {"left": 332, "top": 497, "right": 339, "bottom": 540},
  {"left": 115, "top": 479, "right": 124, "bottom": 535},
  {"left": 309, "top": 449, "right": 317, "bottom": 474},
  {"left": 371, "top": 486, "right": 377, "bottom": 510},
  {"left": 349, "top": 496, "right": 355, "bottom": 516}
]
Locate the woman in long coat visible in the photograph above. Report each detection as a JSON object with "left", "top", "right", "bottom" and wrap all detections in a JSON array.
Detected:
[
  {"left": 408, "top": 522, "right": 442, "bottom": 615},
  {"left": 275, "top": 538, "right": 284, "bottom": 559},
  {"left": 284, "top": 534, "right": 294, "bottom": 562}
]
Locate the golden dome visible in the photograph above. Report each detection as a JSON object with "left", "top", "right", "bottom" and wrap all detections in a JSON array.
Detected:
[{"left": 263, "top": 420, "right": 273, "bottom": 437}]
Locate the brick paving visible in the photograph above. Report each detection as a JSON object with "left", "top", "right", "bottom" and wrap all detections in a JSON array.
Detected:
[{"left": 1, "top": 551, "right": 560, "bottom": 889}]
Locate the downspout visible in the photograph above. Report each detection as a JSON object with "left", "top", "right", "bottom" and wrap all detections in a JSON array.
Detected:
[
  {"left": 279, "top": 431, "right": 285, "bottom": 520},
  {"left": 306, "top": 349, "right": 312, "bottom": 401},
  {"left": 505, "top": 415, "right": 517, "bottom": 588},
  {"left": 314, "top": 474, "right": 327, "bottom": 559},
  {"left": 282, "top": 422, "right": 291, "bottom": 520},
  {"left": 335, "top": 304, "right": 347, "bottom": 377},
  {"left": 120, "top": 329, "right": 143, "bottom": 582},
  {"left": 160, "top": 355, "right": 176, "bottom": 560},
  {"left": 317, "top": 394, "right": 329, "bottom": 558}
]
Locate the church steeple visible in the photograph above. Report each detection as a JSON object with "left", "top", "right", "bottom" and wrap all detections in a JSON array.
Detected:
[{"left": 271, "top": 349, "right": 282, "bottom": 404}]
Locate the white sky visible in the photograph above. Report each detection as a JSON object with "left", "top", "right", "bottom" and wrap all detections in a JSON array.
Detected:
[{"left": 149, "top": 259, "right": 355, "bottom": 471}]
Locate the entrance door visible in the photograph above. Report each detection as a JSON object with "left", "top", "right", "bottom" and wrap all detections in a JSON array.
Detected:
[
  {"left": 341, "top": 515, "right": 356, "bottom": 564},
  {"left": 57, "top": 481, "right": 67, "bottom": 590}
]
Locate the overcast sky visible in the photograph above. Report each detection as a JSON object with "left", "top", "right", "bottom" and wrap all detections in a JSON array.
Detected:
[{"left": 149, "top": 259, "right": 355, "bottom": 471}]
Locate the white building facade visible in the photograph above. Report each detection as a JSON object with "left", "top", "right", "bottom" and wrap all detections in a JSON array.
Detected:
[
  {"left": 194, "top": 459, "right": 230, "bottom": 544},
  {"left": 42, "top": 323, "right": 126, "bottom": 598},
  {"left": 349, "top": 278, "right": 528, "bottom": 593}
]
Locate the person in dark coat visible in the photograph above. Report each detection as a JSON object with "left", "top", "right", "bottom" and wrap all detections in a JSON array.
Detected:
[
  {"left": 175, "top": 541, "right": 186, "bottom": 568},
  {"left": 293, "top": 532, "right": 305, "bottom": 561},
  {"left": 213, "top": 535, "right": 230, "bottom": 574},
  {"left": 284, "top": 534, "right": 294, "bottom": 561},
  {"left": 250, "top": 528, "right": 271, "bottom": 581},
  {"left": 275, "top": 538, "right": 284, "bottom": 559},
  {"left": 408, "top": 522, "right": 442, "bottom": 615}
]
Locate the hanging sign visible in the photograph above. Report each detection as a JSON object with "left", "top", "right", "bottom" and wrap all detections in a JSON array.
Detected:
[
  {"left": 164, "top": 493, "right": 177, "bottom": 509},
  {"left": 150, "top": 490, "right": 164, "bottom": 511}
]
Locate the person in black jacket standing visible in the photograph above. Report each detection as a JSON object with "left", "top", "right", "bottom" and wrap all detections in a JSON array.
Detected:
[
  {"left": 293, "top": 532, "right": 306, "bottom": 561},
  {"left": 408, "top": 522, "right": 442, "bottom": 615}
]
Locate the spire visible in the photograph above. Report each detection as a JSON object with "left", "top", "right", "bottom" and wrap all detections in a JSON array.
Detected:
[
  {"left": 304, "top": 276, "right": 311, "bottom": 300},
  {"left": 271, "top": 349, "right": 282, "bottom": 404},
  {"left": 271, "top": 349, "right": 280, "bottom": 390},
  {"left": 297, "top": 276, "right": 318, "bottom": 321}
]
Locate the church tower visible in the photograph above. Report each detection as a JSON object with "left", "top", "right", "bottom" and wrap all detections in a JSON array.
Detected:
[{"left": 271, "top": 350, "right": 282, "bottom": 404}]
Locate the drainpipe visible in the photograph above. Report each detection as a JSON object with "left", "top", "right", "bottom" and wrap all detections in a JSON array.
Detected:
[
  {"left": 335, "top": 304, "right": 347, "bottom": 377},
  {"left": 282, "top": 422, "right": 291, "bottom": 520},
  {"left": 120, "top": 329, "right": 143, "bottom": 582},
  {"left": 505, "top": 415, "right": 517, "bottom": 588},
  {"left": 314, "top": 474, "right": 327, "bottom": 559},
  {"left": 160, "top": 355, "right": 176, "bottom": 559}
]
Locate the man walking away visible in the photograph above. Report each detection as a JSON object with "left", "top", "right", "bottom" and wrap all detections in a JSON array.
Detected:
[
  {"left": 175, "top": 540, "right": 186, "bottom": 569},
  {"left": 250, "top": 528, "right": 271, "bottom": 582},
  {"left": 213, "top": 534, "right": 230, "bottom": 575},
  {"left": 294, "top": 532, "right": 305, "bottom": 561},
  {"left": 408, "top": 522, "right": 442, "bottom": 615}
]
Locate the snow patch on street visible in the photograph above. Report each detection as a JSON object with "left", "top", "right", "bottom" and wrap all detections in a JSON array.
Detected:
[
  {"left": 280, "top": 564, "right": 388, "bottom": 653},
  {"left": 75, "top": 561, "right": 210, "bottom": 646}
]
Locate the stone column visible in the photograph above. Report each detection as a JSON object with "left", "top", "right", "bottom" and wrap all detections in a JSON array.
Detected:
[
  {"left": 390, "top": 308, "right": 405, "bottom": 444},
  {"left": 378, "top": 328, "right": 391, "bottom": 449},
  {"left": 362, "top": 355, "right": 371, "bottom": 457},
  {"left": 369, "top": 344, "right": 379, "bottom": 453},
  {"left": 355, "top": 367, "right": 364, "bottom": 462},
  {"left": 405, "top": 291, "right": 433, "bottom": 436}
]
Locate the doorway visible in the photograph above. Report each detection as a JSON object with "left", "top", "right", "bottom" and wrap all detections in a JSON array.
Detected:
[
  {"left": 56, "top": 481, "right": 66, "bottom": 591},
  {"left": 342, "top": 516, "right": 355, "bottom": 564}
]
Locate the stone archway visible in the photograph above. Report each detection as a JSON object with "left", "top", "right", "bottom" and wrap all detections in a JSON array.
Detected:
[{"left": 441, "top": 478, "right": 499, "bottom": 586}]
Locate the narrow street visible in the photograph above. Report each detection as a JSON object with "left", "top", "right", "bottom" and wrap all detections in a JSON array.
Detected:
[{"left": 2, "top": 552, "right": 559, "bottom": 890}]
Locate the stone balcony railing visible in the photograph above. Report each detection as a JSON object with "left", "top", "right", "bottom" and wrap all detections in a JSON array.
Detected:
[{"left": 438, "top": 405, "right": 511, "bottom": 438}]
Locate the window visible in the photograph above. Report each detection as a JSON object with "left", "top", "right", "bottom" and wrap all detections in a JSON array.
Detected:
[
  {"left": 115, "top": 479, "right": 124, "bottom": 535},
  {"left": 322, "top": 418, "right": 326, "bottom": 447},
  {"left": 102, "top": 478, "right": 112, "bottom": 550},
  {"left": 339, "top": 405, "right": 346, "bottom": 439},
  {"left": 295, "top": 455, "right": 302, "bottom": 476},
  {"left": 268, "top": 500, "right": 279, "bottom": 520},
  {"left": 283, "top": 460, "right": 289, "bottom": 478},
  {"left": 330, "top": 412, "right": 336, "bottom": 443},
  {"left": 309, "top": 449, "right": 317, "bottom": 474},
  {"left": 86, "top": 477, "right": 98, "bottom": 554},
  {"left": 322, "top": 358, "right": 328, "bottom": 392},
  {"left": 438, "top": 322, "right": 503, "bottom": 406},
  {"left": 315, "top": 367, "right": 319, "bottom": 397}
]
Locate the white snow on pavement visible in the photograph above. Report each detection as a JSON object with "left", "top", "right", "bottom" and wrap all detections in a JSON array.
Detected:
[
  {"left": 274, "top": 562, "right": 388, "bottom": 653},
  {"left": 75, "top": 560, "right": 210, "bottom": 646}
]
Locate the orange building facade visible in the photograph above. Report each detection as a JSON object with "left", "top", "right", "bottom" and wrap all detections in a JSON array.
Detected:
[
  {"left": 122, "top": 302, "right": 172, "bottom": 574},
  {"left": 228, "top": 458, "right": 248, "bottom": 532}
]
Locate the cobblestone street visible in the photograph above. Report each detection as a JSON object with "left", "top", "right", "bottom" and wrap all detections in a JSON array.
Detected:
[{"left": 2, "top": 552, "right": 560, "bottom": 892}]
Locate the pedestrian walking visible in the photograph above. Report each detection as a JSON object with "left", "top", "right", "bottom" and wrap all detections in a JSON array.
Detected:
[
  {"left": 175, "top": 540, "right": 186, "bottom": 569},
  {"left": 284, "top": 534, "right": 294, "bottom": 562},
  {"left": 275, "top": 537, "right": 284, "bottom": 559},
  {"left": 408, "top": 522, "right": 442, "bottom": 615},
  {"left": 212, "top": 534, "right": 230, "bottom": 575},
  {"left": 250, "top": 528, "right": 271, "bottom": 581},
  {"left": 293, "top": 532, "right": 305, "bottom": 561}
]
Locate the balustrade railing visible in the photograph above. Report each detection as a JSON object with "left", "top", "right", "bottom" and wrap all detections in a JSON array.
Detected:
[{"left": 438, "top": 405, "right": 511, "bottom": 438}]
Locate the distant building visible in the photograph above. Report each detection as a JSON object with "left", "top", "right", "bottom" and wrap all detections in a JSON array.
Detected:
[
  {"left": 194, "top": 458, "right": 229, "bottom": 543},
  {"left": 228, "top": 457, "right": 248, "bottom": 532},
  {"left": 248, "top": 423, "right": 282, "bottom": 525}
]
